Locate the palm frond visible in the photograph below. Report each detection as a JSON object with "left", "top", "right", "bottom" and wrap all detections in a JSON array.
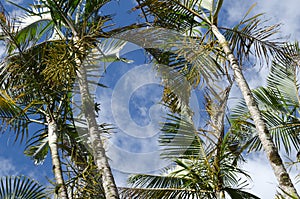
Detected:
[
  {"left": 159, "top": 113, "right": 202, "bottom": 159},
  {"left": 135, "top": 0, "right": 201, "bottom": 31},
  {"left": 223, "top": 15, "right": 291, "bottom": 66},
  {"left": 123, "top": 153, "right": 253, "bottom": 199},
  {"left": 24, "top": 131, "right": 49, "bottom": 165},
  {"left": 4, "top": 1, "right": 55, "bottom": 53},
  {"left": 224, "top": 187, "right": 260, "bottom": 199},
  {"left": 0, "top": 175, "right": 48, "bottom": 199},
  {"left": 115, "top": 27, "right": 223, "bottom": 116},
  {"left": 122, "top": 173, "right": 207, "bottom": 199}
]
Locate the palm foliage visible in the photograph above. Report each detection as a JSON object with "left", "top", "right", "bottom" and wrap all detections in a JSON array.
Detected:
[
  {"left": 0, "top": 175, "right": 48, "bottom": 199},
  {"left": 120, "top": 67, "right": 258, "bottom": 198},
  {"left": 1, "top": 0, "right": 299, "bottom": 198}
]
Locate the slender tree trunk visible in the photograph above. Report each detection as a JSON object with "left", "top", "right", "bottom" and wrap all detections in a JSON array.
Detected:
[
  {"left": 76, "top": 66, "right": 119, "bottom": 199},
  {"left": 212, "top": 86, "right": 231, "bottom": 199},
  {"left": 211, "top": 25, "right": 299, "bottom": 197},
  {"left": 47, "top": 116, "right": 69, "bottom": 199}
]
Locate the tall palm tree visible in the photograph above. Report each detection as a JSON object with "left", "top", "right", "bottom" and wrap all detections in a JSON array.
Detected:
[
  {"left": 0, "top": 39, "right": 75, "bottom": 198},
  {"left": 0, "top": 2, "right": 91, "bottom": 198},
  {"left": 133, "top": 0, "right": 299, "bottom": 196}
]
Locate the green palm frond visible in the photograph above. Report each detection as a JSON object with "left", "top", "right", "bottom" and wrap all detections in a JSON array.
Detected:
[
  {"left": 0, "top": 89, "right": 28, "bottom": 141},
  {"left": 123, "top": 152, "right": 254, "bottom": 199},
  {"left": 24, "top": 130, "right": 49, "bottom": 165},
  {"left": 4, "top": 1, "right": 55, "bottom": 53},
  {"left": 159, "top": 113, "right": 202, "bottom": 159},
  {"left": 224, "top": 187, "right": 260, "bottom": 199},
  {"left": 136, "top": 0, "right": 295, "bottom": 68},
  {"left": 135, "top": 0, "right": 223, "bottom": 30},
  {"left": 0, "top": 91, "right": 22, "bottom": 119},
  {"left": 43, "top": 0, "right": 112, "bottom": 39},
  {"left": 121, "top": 173, "right": 205, "bottom": 199},
  {"left": 0, "top": 175, "right": 48, "bottom": 199},
  {"left": 136, "top": 0, "right": 201, "bottom": 31},
  {"left": 116, "top": 27, "right": 223, "bottom": 116}
]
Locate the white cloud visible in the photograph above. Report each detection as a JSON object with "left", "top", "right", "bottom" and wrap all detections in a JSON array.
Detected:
[
  {"left": 0, "top": 157, "right": 17, "bottom": 176},
  {"left": 241, "top": 153, "right": 278, "bottom": 198}
]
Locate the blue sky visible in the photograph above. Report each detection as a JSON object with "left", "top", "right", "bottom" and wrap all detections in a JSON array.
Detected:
[{"left": 1, "top": 0, "right": 300, "bottom": 198}]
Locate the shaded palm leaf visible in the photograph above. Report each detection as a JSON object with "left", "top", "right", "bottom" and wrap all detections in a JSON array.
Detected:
[
  {"left": 224, "top": 187, "right": 260, "bottom": 199},
  {"left": 136, "top": 0, "right": 200, "bottom": 31},
  {"left": 115, "top": 27, "right": 223, "bottom": 117},
  {"left": 122, "top": 154, "right": 255, "bottom": 199}
]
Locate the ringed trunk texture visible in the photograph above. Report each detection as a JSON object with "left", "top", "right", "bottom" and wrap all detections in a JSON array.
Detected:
[
  {"left": 47, "top": 117, "right": 69, "bottom": 199},
  {"left": 211, "top": 25, "right": 299, "bottom": 197},
  {"left": 76, "top": 66, "right": 119, "bottom": 199}
]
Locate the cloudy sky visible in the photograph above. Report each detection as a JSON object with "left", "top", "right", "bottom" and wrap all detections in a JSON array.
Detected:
[{"left": 0, "top": 0, "right": 300, "bottom": 198}]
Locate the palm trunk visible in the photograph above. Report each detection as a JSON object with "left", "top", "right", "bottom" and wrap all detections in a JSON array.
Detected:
[
  {"left": 212, "top": 86, "right": 231, "bottom": 198},
  {"left": 211, "top": 25, "right": 299, "bottom": 197},
  {"left": 76, "top": 66, "right": 119, "bottom": 199},
  {"left": 47, "top": 116, "right": 69, "bottom": 199}
]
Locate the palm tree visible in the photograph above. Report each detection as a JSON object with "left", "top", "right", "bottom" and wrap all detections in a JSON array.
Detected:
[
  {"left": 0, "top": 175, "right": 48, "bottom": 199},
  {"left": 0, "top": 39, "right": 76, "bottom": 198},
  {"left": 0, "top": 2, "right": 85, "bottom": 197},
  {"left": 133, "top": 0, "right": 299, "bottom": 196},
  {"left": 0, "top": 30, "right": 110, "bottom": 198},
  {"left": 0, "top": 1, "right": 142, "bottom": 198}
]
